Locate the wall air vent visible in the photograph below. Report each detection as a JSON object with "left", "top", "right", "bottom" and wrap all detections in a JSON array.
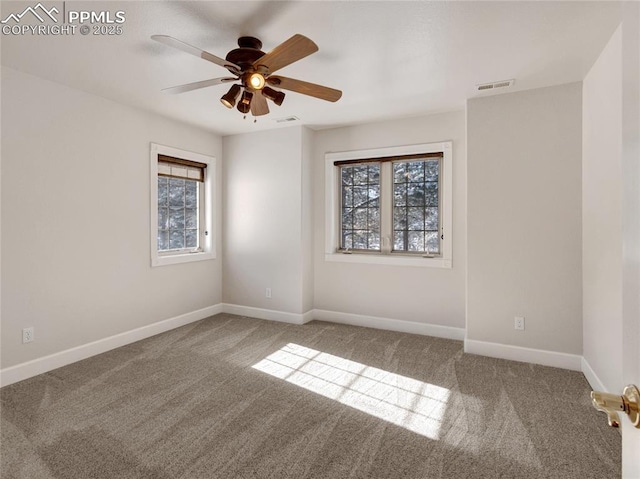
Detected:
[
  {"left": 476, "top": 79, "right": 515, "bottom": 92},
  {"left": 275, "top": 116, "right": 300, "bottom": 123}
]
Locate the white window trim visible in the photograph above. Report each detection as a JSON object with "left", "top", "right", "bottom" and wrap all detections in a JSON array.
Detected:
[
  {"left": 150, "top": 143, "right": 216, "bottom": 267},
  {"left": 325, "top": 141, "right": 452, "bottom": 268}
]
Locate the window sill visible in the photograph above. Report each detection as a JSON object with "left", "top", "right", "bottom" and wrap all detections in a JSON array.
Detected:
[
  {"left": 151, "top": 250, "right": 215, "bottom": 267},
  {"left": 324, "top": 253, "right": 451, "bottom": 268}
]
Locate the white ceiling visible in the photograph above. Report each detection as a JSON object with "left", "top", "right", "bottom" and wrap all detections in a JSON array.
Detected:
[{"left": 1, "top": 1, "right": 622, "bottom": 136}]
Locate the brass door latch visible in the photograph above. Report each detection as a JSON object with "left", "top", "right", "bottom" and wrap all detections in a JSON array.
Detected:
[{"left": 591, "top": 384, "right": 640, "bottom": 429}]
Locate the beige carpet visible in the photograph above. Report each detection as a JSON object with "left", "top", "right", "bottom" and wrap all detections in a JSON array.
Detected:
[{"left": 1, "top": 314, "right": 620, "bottom": 478}]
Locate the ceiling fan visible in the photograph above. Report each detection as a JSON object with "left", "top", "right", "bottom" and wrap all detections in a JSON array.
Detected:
[{"left": 151, "top": 34, "right": 342, "bottom": 118}]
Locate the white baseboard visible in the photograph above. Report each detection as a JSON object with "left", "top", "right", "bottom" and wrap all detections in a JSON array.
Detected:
[
  {"left": 464, "top": 339, "right": 582, "bottom": 371},
  {"left": 220, "top": 305, "right": 463, "bottom": 341},
  {"left": 581, "top": 356, "right": 606, "bottom": 392},
  {"left": 221, "top": 303, "right": 311, "bottom": 325},
  {"left": 0, "top": 304, "right": 223, "bottom": 388},
  {"left": 311, "top": 309, "right": 466, "bottom": 341},
  {"left": 301, "top": 309, "right": 315, "bottom": 324},
  {"left": 3, "top": 303, "right": 590, "bottom": 388}
]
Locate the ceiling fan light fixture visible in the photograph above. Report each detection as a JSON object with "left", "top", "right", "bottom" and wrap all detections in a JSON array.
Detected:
[
  {"left": 237, "top": 90, "right": 253, "bottom": 114},
  {"left": 220, "top": 84, "right": 242, "bottom": 109},
  {"left": 248, "top": 72, "right": 266, "bottom": 90},
  {"left": 262, "top": 86, "right": 286, "bottom": 106}
]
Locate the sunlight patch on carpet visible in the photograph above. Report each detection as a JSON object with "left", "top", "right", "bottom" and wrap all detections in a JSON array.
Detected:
[{"left": 252, "top": 343, "right": 450, "bottom": 439}]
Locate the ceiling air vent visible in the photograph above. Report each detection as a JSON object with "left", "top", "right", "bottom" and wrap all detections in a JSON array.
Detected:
[
  {"left": 476, "top": 79, "right": 515, "bottom": 92},
  {"left": 275, "top": 116, "right": 300, "bottom": 123}
]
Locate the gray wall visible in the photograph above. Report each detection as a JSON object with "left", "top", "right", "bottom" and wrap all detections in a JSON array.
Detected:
[
  {"left": 1, "top": 68, "right": 223, "bottom": 368},
  {"left": 222, "top": 127, "right": 310, "bottom": 314},
  {"left": 301, "top": 127, "right": 315, "bottom": 313},
  {"left": 466, "top": 83, "right": 583, "bottom": 354},
  {"left": 582, "top": 26, "right": 623, "bottom": 392}
]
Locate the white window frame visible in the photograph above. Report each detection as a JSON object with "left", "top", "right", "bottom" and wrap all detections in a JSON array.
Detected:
[
  {"left": 150, "top": 143, "right": 216, "bottom": 267},
  {"left": 325, "top": 141, "right": 452, "bottom": 268}
]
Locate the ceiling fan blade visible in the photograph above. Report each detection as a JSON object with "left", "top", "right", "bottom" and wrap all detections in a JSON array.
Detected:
[
  {"left": 253, "top": 34, "right": 318, "bottom": 74},
  {"left": 267, "top": 76, "right": 342, "bottom": 102},
  {"left": 161, "top": 77, "right": 237, "bottom": 95},
  {"left": 250, "top": 91, "right": 270, "bottom": 116},
  {"left": 151, "top": 35, "right": 240, "bottom": 72}
]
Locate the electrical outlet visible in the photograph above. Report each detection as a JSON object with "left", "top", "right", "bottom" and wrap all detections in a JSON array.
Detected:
[
  {"left": 265, "top": 288, "right": 272, "bottom": 299},
  {"left": 514, "top": 317, "right": 525, "bottom": 331},
  {"left": 22, "top": 327, "right": 34, "bottom": 343}
]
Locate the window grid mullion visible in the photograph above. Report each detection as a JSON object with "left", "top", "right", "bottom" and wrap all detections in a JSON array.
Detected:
[
  {"left": 380, "top": 162, "right": 392, "bottom": 253},
  {"left": 349, "top": 171, "right": 354, "bottom": 246},
  {"left": 365, "top": 165, "right": 369, "bottom": 249},
  {"left": 198, "top": 182, "right": 204, "bottom": 250},
  {"left": 404, "top": 176, "right": 409, "bottom": 251},
  {"left": 181, "top": 181, "right": 185, "bottom": 248}
]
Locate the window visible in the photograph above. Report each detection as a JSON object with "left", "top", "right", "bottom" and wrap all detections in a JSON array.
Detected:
[
  {"left": 392, "top": 157, "right": 441, "bottom": 254},
  {"left": 340, "top": 163, "right": 381, "bottom": 250},
  {"left": 157, "top": 158, "right": 204, "bottom": 252},
  {"left": 326, "top": 142, "right": 452, "bottom": 268},
  {"left": 150, "top": 143, "right": 216, "bottom": 266}
]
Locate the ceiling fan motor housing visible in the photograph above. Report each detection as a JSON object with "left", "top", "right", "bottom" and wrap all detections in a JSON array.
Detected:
[{"left": 225, "top": 36, "right": 266, "bottom": 74}]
